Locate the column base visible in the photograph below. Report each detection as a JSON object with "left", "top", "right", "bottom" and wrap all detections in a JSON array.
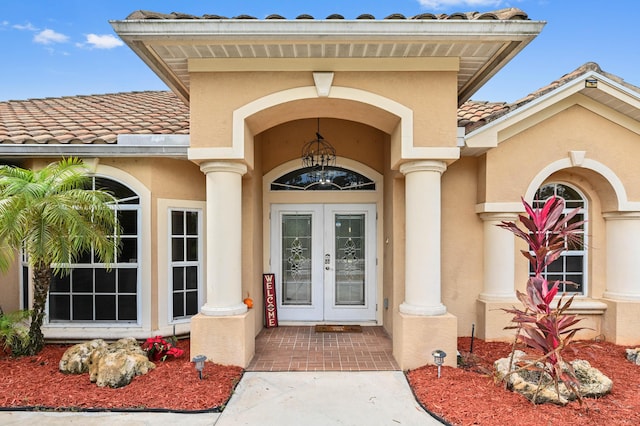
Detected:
[
  {"left": 200, "top": 302, "right": 248, "bottom": 316},
  {"left": 399, "top": 302, "right": 447, "bottom": 316},
  {"left": 476, "top": 299, "right": 519, "bottom": 341},
  {"left": 393, "top": 312, "right": 457, "bottom": 370},
  {"left": 190, "top": 310, "right": 255, "bottom": 367},
  {"left": 602, "top": 299, "right": 640, "bottom": 345}
]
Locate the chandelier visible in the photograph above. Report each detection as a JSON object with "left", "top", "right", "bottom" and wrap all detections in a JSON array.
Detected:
[{"left": 301, "top": 118, "right": 336, "bottom": 173}]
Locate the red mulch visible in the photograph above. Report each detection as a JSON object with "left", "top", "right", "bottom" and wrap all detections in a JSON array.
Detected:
[
  {"left": 2, "top": 336, "right": 639, "bottom": 424},
  {"left": 407, "top": 337, "right": 640, "bottom": 425},
  {"left": 0, "top": 339, "right": 243, "bottom": 412}
]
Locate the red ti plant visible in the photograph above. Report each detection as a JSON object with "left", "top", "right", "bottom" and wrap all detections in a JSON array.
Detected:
[{"left": 498, "top": 196, "right": 586, "bottom": 403}]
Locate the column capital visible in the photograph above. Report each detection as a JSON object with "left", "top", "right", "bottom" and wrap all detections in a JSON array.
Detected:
[
  {"left": 478, "top": 212, "right": 520, "bottom": 222},
  {"left": 200, "top": 161, "right": 248, "bottom": 175},
  {"left": 399, "top": 160, "right": 447, "bottom": 176},
  {"left": 603, "top": 211, "right": 640, "bottom": 221}
]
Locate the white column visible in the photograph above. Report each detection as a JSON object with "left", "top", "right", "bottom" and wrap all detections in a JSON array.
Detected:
[
  {"left": 603, "top": 212, "right": 640, "bottom": 300},
  {"left": 399, "top": 160, "right": 447, "bottom": 316},
  {"left": 478, "top": 212, "right": 518, "bottom": 301},
  {"left": 199, "top": 161, "right": 248, "bottom": 316}
]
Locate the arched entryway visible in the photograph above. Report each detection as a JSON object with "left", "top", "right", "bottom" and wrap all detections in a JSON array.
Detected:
[{"left": 264, "top": 157, "right": 383, "bottom": 325}]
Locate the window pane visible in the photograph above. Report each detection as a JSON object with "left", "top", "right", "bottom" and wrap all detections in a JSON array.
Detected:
[
  {"left": 173, "top": 267, "right": 184, "bottom": 291},
  {"left": 118, "top": 295, "right": 137, "bottom": 320},
  {"left": 186, "top": 237, "right": 198, "bottom": 261},
  {"left": 95, "top": 295, "right": 116, "bottom": 320},
  {"left": 77, "top": 249, "right": 92, "bottom": 264},
  {"left": 73, "top": 269, "right": 93, "bottom": 292},
  {"left": 172, "top": 211, "right": 184, "bottom": 235},
  {"left": 119, "top": 210, "right": 137, "bottom": 235},
  {"left": 186, "top": 266, "right": 198, "bottom": 289},
  {"left": 186, "top": 211, "right": 198, "bottom": 235},
  {"left": 118, "top": 269, "right": 137, "bottom": 293},
  {"left": 119, "top": 238, "right": 137, "bottom": 263},
  {"left": 95, "top": 269, "right": 116, "bottom": 293},
  {"left": 49, "top": 295, "right": 70, "bottom": 321},
  {"left": 51, "top": 274, "right": 70, "bottom": 292},
  {"left": 172, "top": 238, "right": 184, "bottom": 261},
  {"left": 173, "top": 293, "right": 184, "bottom": 318},
  {"left": 565, "top": 256, "right": 583, "bottom": 272},
  {"left": 547, "top": 258, "right": 563, "bottom": 272},
  {"left": 73, "top": 295, "right": 93, "bottom": 320},
  {"left": 186, "top": 291, "right": 198, "bottom": 316}
]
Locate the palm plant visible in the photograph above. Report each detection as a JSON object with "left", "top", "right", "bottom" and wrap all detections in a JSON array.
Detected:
[
  {"left": 0, "top": 158, "right": 119, "bottom": 355},
  {"left": 498, "top": 196, "right": 586, "bottom": 403}
]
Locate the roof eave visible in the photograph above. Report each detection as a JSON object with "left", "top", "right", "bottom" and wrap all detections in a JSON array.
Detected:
[{"left": 111, "top": 19, "right": 545, "bottom": 104}]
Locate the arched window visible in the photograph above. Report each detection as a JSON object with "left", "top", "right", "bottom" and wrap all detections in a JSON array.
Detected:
[
  {"left": 271, "top": 166, "right": 375, "bottom": 191},
  {"left": 531, "top": 183, "right": 587, "bottom": 295},
  {"left": 48, "top": 176, "right": 140, "bottom": 323}
]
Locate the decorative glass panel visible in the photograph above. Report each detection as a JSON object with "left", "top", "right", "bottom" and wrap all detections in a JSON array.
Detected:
[
  {"left": 271, "top": 166, "right": 375, "bottom": 191},
  {"left": 334, "top": 214, "right": 365, "bottom": 305},
  {"left": 282, "top": 214, "right": 312, "bottom": 305}
]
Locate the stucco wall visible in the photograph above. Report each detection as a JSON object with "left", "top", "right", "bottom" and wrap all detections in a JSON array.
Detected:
[
  {"left": 441, "top": 157, "right": 484, "bottom": 335},
  {"left": 190, "top": 70, "right": 458, "bottom": 156},
  {"left": 482, "top": 104, "right": 640, "bottom": 205}
]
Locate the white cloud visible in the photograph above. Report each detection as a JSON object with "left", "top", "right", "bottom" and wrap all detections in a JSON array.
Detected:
[
  {"left": 83, "top": 33, "right": 124, "bottom": 49},
  {"left": 417, "top": 0, "right": 505, "bottom": 9},
  {"left": 13, "top": 22, "right": 38, "bottom": 31},
  {"left": 34, "top": 28, "right": 69, "bottom": 45}
]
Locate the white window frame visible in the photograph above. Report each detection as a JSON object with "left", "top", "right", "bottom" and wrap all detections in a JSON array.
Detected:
[
  {"left": 40, "top": 165, "right": 152, "bottom": 340},
  {"left": 168, "top": 208, "right": 203, "bottom": 323},
  {"left": 46, "top": 175, "right": 142, "bottom": 325},
  {"left": 531, "top": 182, "right": 588, "bottom": 296}
]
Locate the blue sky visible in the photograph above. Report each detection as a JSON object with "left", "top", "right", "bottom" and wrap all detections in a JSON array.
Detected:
[{"left": 1, "top": 0, "right": 638, "bottom": 103}]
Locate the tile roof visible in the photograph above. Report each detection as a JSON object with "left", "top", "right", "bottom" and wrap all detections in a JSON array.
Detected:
[
  {"left": 0, "top": 91, "right": 189, "bottom": 145},
  {"left": 2, "top": 62, "right": 636, "bottom": 146},
  {"left": 462, "top": 62, "right": 640, "bottom": 132},
  {"left": 125, "top": 8, "right": 529, "bottom": 21}
]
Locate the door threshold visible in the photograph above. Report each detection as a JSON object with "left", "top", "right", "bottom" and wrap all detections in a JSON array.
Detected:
[{"left": 276, "top": 321, "right": 380, "bottom": 326}]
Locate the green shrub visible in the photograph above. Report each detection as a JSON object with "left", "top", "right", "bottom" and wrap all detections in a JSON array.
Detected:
[{"left": 0, "top": 308, "right": 31, "bottom": 357}]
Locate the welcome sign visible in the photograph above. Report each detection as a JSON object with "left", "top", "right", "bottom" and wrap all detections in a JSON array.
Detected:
[{"left": 263, "top": 273, "right": 278, "bottom": 328}]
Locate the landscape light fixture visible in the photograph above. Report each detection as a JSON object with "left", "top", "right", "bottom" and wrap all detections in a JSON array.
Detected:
[
  {"left": 432, "top": 349, "right": 447, "bottom": 378},
  {"left": 192, "top": 354, "right": 207, "bottom": 380}
]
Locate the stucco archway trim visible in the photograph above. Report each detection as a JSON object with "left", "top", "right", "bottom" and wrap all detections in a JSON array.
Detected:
[
  {"left": 476, "top": 156, "right": 640, "bottom": 213},
  {"left": 188, "top": 85, "right": 459, "bottom": 167},
  {"left": 524, "top": 157, "right": 640, "bottom": 211}
]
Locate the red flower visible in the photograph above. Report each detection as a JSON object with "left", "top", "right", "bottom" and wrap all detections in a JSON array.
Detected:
[{"left": 141, "top": 336, "right": 183, "bottom": 362}]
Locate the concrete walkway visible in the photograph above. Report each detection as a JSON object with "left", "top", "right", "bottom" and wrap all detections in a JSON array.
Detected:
[{"left": 0, "top": 371, "right": 445, "bottom": 425}]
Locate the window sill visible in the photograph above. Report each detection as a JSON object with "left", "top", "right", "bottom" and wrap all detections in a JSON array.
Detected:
[{"left": 552, "top": 298, "right": 607, "bottom": 315}]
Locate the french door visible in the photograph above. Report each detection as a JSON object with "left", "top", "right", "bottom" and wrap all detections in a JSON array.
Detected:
[{"left": 270, "top": 204, "right": 376, "bottom": 322}]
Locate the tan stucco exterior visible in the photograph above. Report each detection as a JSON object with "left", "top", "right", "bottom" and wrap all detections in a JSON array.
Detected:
[{"left": 5, "top": 14, "right": 640, "bottom": 371}]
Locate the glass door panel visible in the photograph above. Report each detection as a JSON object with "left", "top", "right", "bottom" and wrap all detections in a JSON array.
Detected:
[
  {"left": 281, "top": 214, "right": 312, "bottom": 305},
  {"left": 334, "top": 214, "right": 365, "bottom": 306},
  {"left": 271, "top": 204, "right": 376, "bottom": 322},
  {"left": 324, "top": 204, "right": 376, "bottom": 321}
]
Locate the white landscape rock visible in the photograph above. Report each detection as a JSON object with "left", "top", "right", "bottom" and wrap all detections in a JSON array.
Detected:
[
  {"left": 60, "top": 337, "right": 155, "bottom": 388},
  {"left": 494, "top": 350, "right": 613, "bottom": 405},
  {"left": 625, "top": 348, "right": 640, "bottom": 365}
]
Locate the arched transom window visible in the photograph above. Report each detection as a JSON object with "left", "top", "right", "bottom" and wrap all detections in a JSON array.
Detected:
[
  {"left": 271, "top": 166, "right": 375, "bottom": 191},
  {"left": 530, "top": 183, "right": 587, "bottom": 295}
]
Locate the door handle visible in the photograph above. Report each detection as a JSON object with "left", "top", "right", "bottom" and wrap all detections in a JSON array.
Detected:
[{"left": 324, "top": 253, "right": 331, "bottom": 270}]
